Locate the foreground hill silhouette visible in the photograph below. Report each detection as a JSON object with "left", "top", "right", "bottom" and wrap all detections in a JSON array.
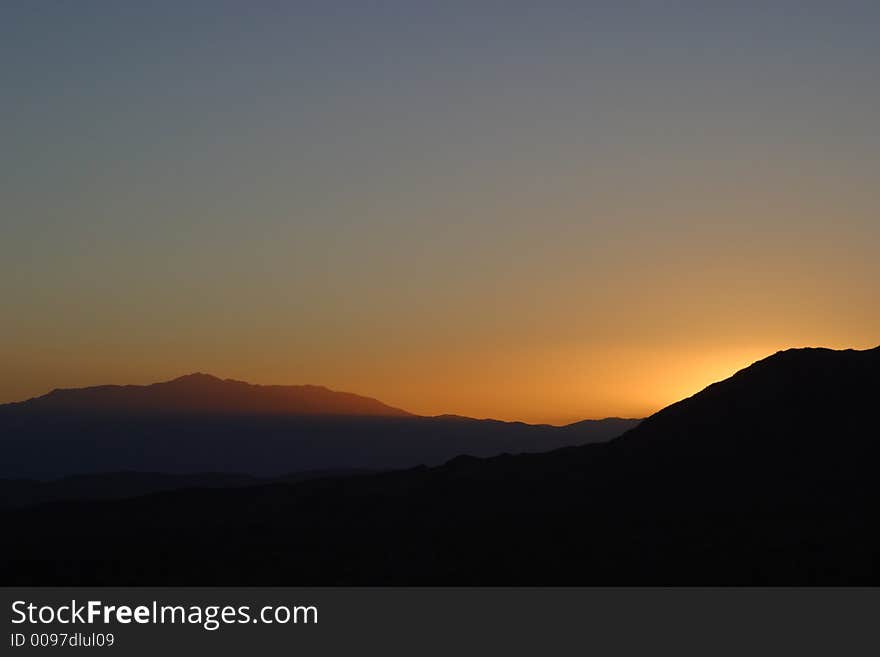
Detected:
[
  {"left": 1, "top": 346, "right": 876, "bottom": 584},
  {"left": 0, "top": 375, "right": 637, "bottom": 480},
  {"left": 0, "top": 469, "right": 371, "bottom": 509}
]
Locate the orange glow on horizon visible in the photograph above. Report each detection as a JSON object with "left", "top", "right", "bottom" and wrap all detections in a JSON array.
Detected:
[{"left": 6, "top": 340, "right": 875, "bottom": 426}]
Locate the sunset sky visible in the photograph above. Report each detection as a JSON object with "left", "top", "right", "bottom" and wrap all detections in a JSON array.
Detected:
[{"left": 2, "top": 2, "right": 878, "bottom": 424}]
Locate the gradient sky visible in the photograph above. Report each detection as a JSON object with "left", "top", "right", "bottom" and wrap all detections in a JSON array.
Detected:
[{"left": 2, "top": 1, "right": 878, "bottom": 423}]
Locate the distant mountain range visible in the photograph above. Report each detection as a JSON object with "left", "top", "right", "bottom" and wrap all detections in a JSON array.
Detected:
[
  {"left": 2, "top": 345, "right": 876, "bottom": 585},
  {"left": 0, "top": 374, "right": 638, "bottom": 480},
  {"left": 8, "top": 372, "right": 411, "bottom": 416}
]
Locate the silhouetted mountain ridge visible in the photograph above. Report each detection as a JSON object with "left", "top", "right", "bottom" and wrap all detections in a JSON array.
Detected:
[
  {"left": 1, "top": 346, "right": 875, "bottom": 584},
  {"left": 9, "top": 373, "right": 411, "bottom": 416}
]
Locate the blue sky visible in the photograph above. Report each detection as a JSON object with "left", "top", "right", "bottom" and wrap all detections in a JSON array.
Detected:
[{"left": 2, "top": 2, "right": 879, "bottom": 421}]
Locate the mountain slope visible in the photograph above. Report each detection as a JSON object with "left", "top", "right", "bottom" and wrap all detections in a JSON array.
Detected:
[
  {"left": 0, "top": 469, "right": 371, "bottom": 508},
  {"left": 1, "top": 346, "right": 875, "bottom": 584}
]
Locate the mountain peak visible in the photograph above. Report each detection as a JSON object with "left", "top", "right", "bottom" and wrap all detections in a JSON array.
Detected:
[{"left": 169, "top": 372, "right": 223, "bottom": 384}]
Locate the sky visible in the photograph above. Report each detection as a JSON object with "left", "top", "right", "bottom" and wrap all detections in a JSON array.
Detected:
[{"left": 2, "top": 1, "right": 878, "bottom": 424}]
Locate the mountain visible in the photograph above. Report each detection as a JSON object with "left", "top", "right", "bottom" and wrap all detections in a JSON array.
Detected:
[
  {"left": 7, "top": 373, "right": 411, "bottom": 416},
  {"left": 0, "top": 375, "right": 638, "bottom": 479},
  {"left": 2, "top": 346, "right": 874, "bottom": 584}
]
